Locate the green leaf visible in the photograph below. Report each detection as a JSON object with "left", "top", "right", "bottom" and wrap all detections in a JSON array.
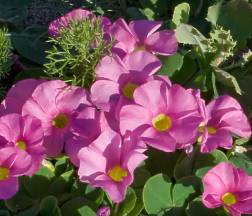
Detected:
[
  {"left": 175, "top": 24, "right": 209, "bottom": 52},
  {"left": 0, "top": 210, "right": 10, "bottom": 216},
  {"left": 14, "top": 69, "right": 47, "bottom": 81},
  {"left": 40, "top": 196, "right": 61, "bottom": 216},
  {"left": 172, "top": 3, "right": 190, "bottom": 29},
  {"left": 206, "top": 1, "right": 223, "bottom": 26},
  {"left": 195, "top": 167, "right": 212, "bottom": 178},
  {"left": 20, "top": 165, "right": 55, "bottom": 199},
  {"left": 0, "top": 6, "right": 28, "bottom": 23},
  {"left": 48, "top": 170, "right": 74, "bottom": 196},
  {"left": 174, "top": 149, "right": 228, "bottom": 179},
  {"left": 235, "top": 138, "right": 250, "bottom": 146},
  {"left": 71, "top": 180, "right": 87, "bottom": 197},
  {"left": 128, "top": 189, "right": 144, "bottom": 216},
  {"left": 54, "top": 156, "right": 69, "bottom": 177},
  {"left": 186, "top": 198, "right": 217, "bottom": 216},
  {"left": 172, "top": 53, "right": 197, "bottom": 85},
  {"left": 172, "top": 176, "right": 201, "bottom": 207},
  {"left": 0, "top": 0, "right": 33, "bottom": 7},
  {"left": 164, "top": 207, "right": 186, "bottom": 216},
  {"left": 126, "top": 7, "right": 146, "bottom": 19},
  {"left": 84, "top": 185, "right": 104, "bottom": 205},
  {"left": 230, "top": 153, "right": 252, "bottom": 175},
  {"left": 16, "top": 206, "right": 40, "bottom": 216},
  {"left": 117, "top": 188, "right": 137, "bottom": 216},
  {"left": 4, "top": 186, "right": 34, "bottom": 212},
  {"left": 146, "top": 148, "right": 180, "bottom": 177},
  {"left": 61, "top": 197, "right": 96, "bottom": 216},
  {"left": 12, "top": 26, "right": 49, "bottom": 65},
  {"left": 158, "top": 54, "right": 184, "bottom": 77},
  {"left": 214, "top": 68, "right": 242, "bottom": 95},
  {"left": 131, "top": 166, "right": 151, "bottom": 188},
  {"left": 143, "top": 174, "right": 173, "bottom": 215},
  {"left": 207, "top": 0, "right": 252, "bottom": 48}
]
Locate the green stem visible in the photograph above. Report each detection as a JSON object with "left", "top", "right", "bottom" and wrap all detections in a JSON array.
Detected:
[{"left": 113, "top": 203, "right": 119, "bottom": 216}]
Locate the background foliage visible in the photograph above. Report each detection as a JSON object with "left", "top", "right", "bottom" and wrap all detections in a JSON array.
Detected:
[{"left": 0, "top": 0, "right": 252, "bottom": 215}]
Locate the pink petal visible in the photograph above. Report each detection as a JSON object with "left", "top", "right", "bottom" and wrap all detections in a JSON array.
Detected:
[
  {"left": 207, "top": 95, "right": 243, "bottom": 115},
  {"left": 202, "top": 194, "right": 222, "bottom": 208},
  {"left": 22, "top": 115, "right": 44, "bottom": 145},
  {"left": 129, "top": 20, "right": 162, "bottom": 42},
  {"left": 96, "top": 55, "right": 128, "bottom": 81},
  {"left": 141, "top": 127, "right": 176, "bottom": 152},
  {"left": 22, "top": 98, "right": 50, "bottom": 123},
  {"left": 110, "top": 18, "right": 137, "bottom": 53},
  {"left": 98, "top": 180, "right": 127, "bottom": 203},
  {"left": 43, "top": 133, "right": 65, "bottom": 157},
  {"left": 65, "top": 137, "right": 92, "bottom": 166},
  {"left": 55, "top": 86, "right": 91, "bottom": 113},
  {"left": 201, "top": 130, "right": 232, "bottom": 153},
  {"left": 91, "top": 80, "right": 120, "bottom": 112},
  {"left": 78, "top": 147, "right": 107, "bottom": 178},
  {"left": 220, "top": 110, "right": 251, "bottom": 138},
  {"left": 145, "top": 30, "right": 178, "bottom": 55},
  {"left": 119, "top": 104, "right": 151, "bottom": 135},
  {"left": 0, "top": 177, "right": 19, "bottom": 200},
  {"left": 133, "top": 80, "right": 168, "bottom": 115},
  {"left": 166, "top": 84, "right": 199, "bottom": 115},
  {"left": 7, "top": 148, "right": 32, "bottom": 176},
  {"left": 71, "top": 106, "right": 101, "bottom": 140},
  {"left": 31, "top": 80, "right": 67, "bottom": 114},
  {"left": 169, "top": 115, "right": 202, "bottom": 144},
  {"left": 0, "top": 113, "right": 21, "bottom": 142},
  {"left": 123, "top": 51, "right": 161, "bottom": 75}
]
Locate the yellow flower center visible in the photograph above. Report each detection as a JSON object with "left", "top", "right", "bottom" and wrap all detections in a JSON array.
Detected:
[
  {"left": 134, "top": 45, "right": 146, "bottom": 51},
  {"left": 52, "top": 113, "right": 69, "bottom": 129},
  {"left": 152, "top": 114, "right": 172, "bottom": 132},
  {"left": 108, "top": 166, "right": 128, "bottom": 182},
  {"left": 198, "top": 124, "right": 217, "bottom": 135},
  {"left": 122, "top": 82, "right": 138, "bottom": 99},
  {"left": 0, "top": 167, "right": 9, "bottom": 180},
  {"left": 16, "top": 140, "right": 27, "bottom": 151},
  {"left": 222, "top": 192, "right": 237, "bottom": 206}
]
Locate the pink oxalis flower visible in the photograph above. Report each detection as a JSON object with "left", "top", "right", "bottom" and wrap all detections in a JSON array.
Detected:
[
  {"left": 0, "top": 147, "right": 32, "bottom": 199},
  {"left": 49, "top": 8, "right": 111, "bottom": 38},
  {"left": 110, "top": 18, "right": 178, "bottom": 58},
  {"left": 198, "top": 95, "right": 251, "bottom": 153},
  {"left": 78, "top": 129, "right": 147, "bottom": 203},
  {"left": 22, "top": 80, "right": 91, "bottom": 157},
  {"left": 120, "top": 80, "right": 203, "bottom": 152},
  {"left": 202, "top": 162, "right": 252, "bottom": 216},
  {"left": 0, "top": 114, "right": 45, "bottom": 175},
  {"left": 91, "top": 51, "right": 162, "bottom": 113}
]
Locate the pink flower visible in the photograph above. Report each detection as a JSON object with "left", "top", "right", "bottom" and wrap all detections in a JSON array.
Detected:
[
  {"left": 0, "top": 114, "right": 45, "bottom": 175},
  {"left": 48, "top": 9, "right": 111, "bottom": 38},
  {"left": 91, "top": 51, "right": 162, "bottom": 112},
  {"left": 78, "top": 130, "right": 147, "bottom": 203},
  {"left": 120, "top": 80, "right": 202, "bottom": 152},
  {"left": 0, "top": 79, "right": 44, "bottom": 115},
  {"left": 110, "top": 18, "right": 178, "bottom": 58},
  {"left": 22, "top": 80, "right": 91, "bottom": 157},
  {"left": 199, "top": 95, "right": 251, "bottom": 153},
  {"left": 97, "top": 206, "right": 110, "bottom": 216},
  {"left": 0, "top": 147, "right": 32, "bottom": 199},
  {"left": 202, "top": 162, "right": 252, "bottom": 216}
]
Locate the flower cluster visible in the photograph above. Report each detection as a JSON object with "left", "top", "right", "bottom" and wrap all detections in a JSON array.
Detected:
[{"left": 0, "top": 9, "right": 251, "bottom": 215}]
